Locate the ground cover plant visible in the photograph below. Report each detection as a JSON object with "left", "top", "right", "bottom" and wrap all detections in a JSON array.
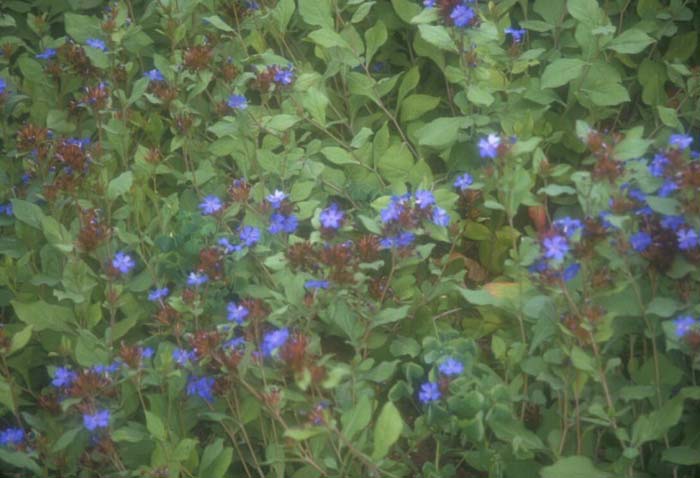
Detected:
[{"left": 0, "top": 0, "right": 699, "bottom": 477}]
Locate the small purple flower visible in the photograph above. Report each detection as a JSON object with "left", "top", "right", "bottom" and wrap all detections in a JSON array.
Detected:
[
  {"left": 240, "top": 226, "right": 261, "bottom": 247},
  {"left": 380, "top": 199, "right": 404, "bottom": 224},
  {"left": 418, "top": 381, "right": 441, "bottom": 403},
  {"left": 669, "top": 134, "right": 693, "bottom": 150},
  {"left": 0, "top": 78, "right": 6, "bottom": 95},
  {"left": 319, "top": 204, "right": 344, "bottom": 230},
  {"left": 140, "top": 347, "right": 154, "bottom": 359},
  {"left": 86, "top": 38, "right": 107, "bottom": 51},
  {"left": 273, "top": 67, "right": 294, "bottom": 85},
  {"left": 227, "top": 94, "right": 247, "bottom": 110},
  {"left": 218, "top": 237, "right": 241, "bottom": 254},
  {"left": 542, "top": 235, "right": 569, "bottom": 261},
  {"left": 305, "top": 280, "right": 329, "bottom": 289},
  {"left": 173, "top": 348, "right": 195, "bottom": 366},
  {"left": 627, "top": 188, "right": 646, "bottom": 203},
  {"left": 112, "top": 251, "right": 136, "bottom": 274},
  {"left": 630, "top": 231, "right": 652, "bottom": 252},
  {"left": 145, "top": 69, "right": 165, "bottom": 82},
  {"left": 505, "top": 27, "right": 526, "bottom": 43},
  {"left": 380, "top": 231, "right": 416, "bottom": 249},
  {"left": 450, "top": 5, "right": 475, "bottom": 27},
  {"left": 528, "top": 259, "right": 548, "bottom": 274},
  {"left": 423, "top": 0, "right": 436, "bottom": 7},
  {"left": 199, "top": 195, "right": 223, "bottom": 215},
  {"left": 432, "top": 207, "right": 450, "bottom": 227},
  {"left": 553, "top": 217, "right": 583, "bottom": 237},
  {"left": 52, "top": 367, "right": 77, "bottom": 388},
  {"left": 261, "top": 328, "right": 290, "bottom": 357},
  {"left": 0, "top": 428, "right": 25, "bottom": 447},
  {"left": 266, "top": 190, "right": 288, "bottom": 209},
  {"left": 0, "top": 203, "right": 13, "bottom": 216},
  {"left": 186, "top": 375, "right": 215, "bottom": 402},
  {"left": 36, "top": 48, "right": 57, "bottom": 60},
  {"left": 148, "top": 287, "right": 169, "bottom": 302},
  {"left": 658, "top": 180, "right": 678, "bottom": 197},
  {"left": 224, "top": 337, "right": 246, "bottom": 350},
  {"left": 186, "top": 272, "right": 208, "bottom": 287},
  {"left": 674, "top": 315, "right": 696, "bottom": 338},
  {"left": 93, "top": 361, "right": 122, "bottom": 375},
  {"left": 478, "top": 134, "right": 501, "bottom": 159},
  {"left": 227, "top": 302, "right": 249, "bottom": 324},
  {"left": 648, "top": 154, "right": 668, "bottom": 177},
  {"left": 83, "top": 409, "right": 110, "bottom": 431},
  {"left": 268, "top": 213, "right": 298, "bottom": 234},
  {"left": 661, "top": 215, "right": 685, "bottom": 231},
  {"left": 454, "top": 173, "right": 474, "bottom": 191},
  {"left": 561, "top": 262, "right": 581, "bottom": 282},
  {"left": 438, "top": 358, "right": 464, "bottom": 376},
  {"left": 677, "top": 228, "right": 699, "bottom": 250},
  {"left": 415, "top": 190, "right": 435, "bottom": 209}
]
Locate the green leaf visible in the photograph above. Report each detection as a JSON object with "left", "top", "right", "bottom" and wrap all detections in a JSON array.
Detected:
[
  {"left": 417, "top": 25, "right": 457, "bottom": 52},
  {"left": 308, "top": 28, "right": 351, "bottom": 49},
  {"left": 342, "top": 395, "right": 373, "bottom": 440},
  {"left": 540, "top": 456, "right": 611, "bottom": 478},
  {"left": 199, "top": 439, "right": 232, "bottom": 478},
  {"left": 541, "top": 58, "right": 586, "bottom": 89},
  {"left": 11, "top": 199, "right": 45, "bottom": 229},
  {"left": 0, "top": 449, "right": 41, "bottom": 474},
  {"left": 662, "top": 447, "right": 700, "bottom": 466},
  {"left": 321, "top": 147, "right": 359, "bottom": 166},
  {"left": 298, "top": 0, "right": 333, "bottom": 28},
  {"left": 646, "top": 196, "right": 680, "bottom": 216},
  {"left": 52, "top": 427, "right": 82, "bottom": 452},
  {"left": 145, "top": 411, "right": 167, "bottom": 441},
  {"left": 372, "top": 401, "right": 404, "bottom": 460},
  {"left": 607, "top": 29, "right": 654, "bottom": 54},
  {"left": 467, "top": 85, "right": 495, "bottom": 106},
  {"left": 566, "top": 0, "right": 604, "bottom": 24},
  {"left": 657, "top": 106, "right": 682, "bottom": 129},
  {"left": 365, "top": 21, "right": 387, "bottom": 65},
  {"left": 64, "top": 13, "right": 101, "bottom": 42},
  {"left": 638, "top": 59, "right": 666, "bottom": 106},
  {"left": 391, "top": 0, "right": 422, "bottom": 23},
  {"left": 416, "top": 117, "right": 463, "bottom": 148},
  {"left": 203, "top": 15, "right": 234, "bottom": 32},
  {"left": 283, "top": 427, "right": 326, "bottom": 440},
  {"left": 581, "top": 81, "right": 630, "bottom": 106},
  {"left": 41, "top": 216, "right": 73, "bottom": 253},
  {"left": 107, "top": 171, "right": 134, "bottom": 200},
  {"left": 9, "top": 325, "right": 32, "bottom": 355},
  {"left": 272, "top": 0, "right": 295, "bottom": 31},
  {"left": 399, "top": 94, "right": 440, "bottom": 122},
  {"left": 664, "top": 31, "right": 697, "bottom": 62},
  {"left": 11, "top": 300, "right": 74, "bottom": 333},
  {"left": 613, "top": 127, "right": 651, "bottom": 160}
]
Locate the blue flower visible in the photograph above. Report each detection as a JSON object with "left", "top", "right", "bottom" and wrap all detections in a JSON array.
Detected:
[
  {"left": 148, "top": 287, "right": 169, "bottom": 302},
  {"left": 542, "top": 235, "right": 568, "bottom": 261},
  {"left": 268, "top": 213, "right": 297, "bottom": 234},
  {"left": 423, "top": 0, "right": 436, "bottom": 7},
  {"left": 478, "top": 134, "right": 501, "bottom": 159},
  {"left": 86, "top": 38, "right": 107, "bottom": 51},
  {"left": 273, "top": 66, "right": 294, "bottom": 85},
  {"left": 669, "top": 134, "right": 693, "bottom": 150},
  {"left": 173, "top": 348, "right": 195, "bottom": 366},
  {"left": 677, "top": 228, "right": 699, "bottom": 250},
  {"left": 561, "top": 262, "right": 581, "bottom": 282},
  {"left": 528, "top": 259, "right": 548, "bottom": 274},
  {"left": 36, "top": 48, "right": 56, "bottom": 60},
  {"left": 112, "top": 251, "right": 136, "bottom": 274},
  {"left": 450, "top": 5, "right": 475, "bottom": 27},
  {"left": 145, "top": 69, "right": 165, "bottom": 82},
  {"left": 380, "top": 199, "right": 404, "bottom": 224},
  {"left": 240, "top": 226, "right": 261, "bottom": 247},
  {"left": 553, "top": 217, "right": 583, "bottom": 237},
  {"left": 674, "top": 315, "right": 696, "bottom": 338},
  {"left": 186, "top": 376, "right": 215, "bottom": 402},
  {"left": 266, "top": 190, "right": 288, "bottom": 209},
  {"left": 186, "top": 272, "right": 208, "bottom": 287},
  {"left": 438, "top": 358, "right": 464, "bottom": 376},
  {"left": 52, "top": 367, "right": 77, "bottom": 388},
  {"left": 224, "top": 337, "right": 246, "bottom": 350},
  {"left": 658, "top": 180, "right": 678, "bottom": 197},
  {"left": 140, "top": 347, "right": 154, "bottom": 359},
  {"left": 93, "top": 361, "right": 122, "bottom": 375},
  {"left": 227, "top": 302, "right": 249, "bottom": 324},
  {"left": 319, "top": 203, "right": 344, "bottom": 230},
  {"left": 218, "top": 237, "right": 241, "bottom": 254},
  {"left": 648, "top": 154, "right": 668, "bottom": 177},
  {"left": 454, "top": 173, "right": 474, "bottom": 191},
  {"left": 0, "top": 428, "right": 25, "bottom": 447},
  {"left": 380, "top": 231, "right": 416, "bottom": 249},
  {"left": 505, "top": 27, "right": 526, "bottom": 43},
  {"left": 304, "top": 280, "right": 329, "bottom": 289},
  {"left": 199, "top": 195, "right": 223, "bottom": 215},
  {"left": 227, "top": 94, "right": 248, "bottom": 110},
  {"left": 660, "top": 215, "right": 685, "bottom": 231},
  {"left": 0, "top": 203, "right": 13, "bottom": 216},
  {"left": 630, "top": 231, "right": 652, "bottom": 252},
  {"left": 627, "top": 187, "right": 646, "bottom": 203},
  {"left": 415, "top": 190, "right": 435, "bottom": 209},
  {"left": 83, "top": 409, "right": 110, "bottom": 431},
  {"left": 0, "top": 78, "right": 6, "bottom": 95},
  {"left": 261, "top": 328, "right": 290, "bottom": 357},
  {"left": 432, "top": 207, "right": 450, "bottom": 227},
  {"left": 418, "top": 381, "right": 441, "bottom": 403}
]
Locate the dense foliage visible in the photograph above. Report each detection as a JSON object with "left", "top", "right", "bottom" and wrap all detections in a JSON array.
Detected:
[{"left": 0, "top": 0, "right": 699, "bottom": 477}]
